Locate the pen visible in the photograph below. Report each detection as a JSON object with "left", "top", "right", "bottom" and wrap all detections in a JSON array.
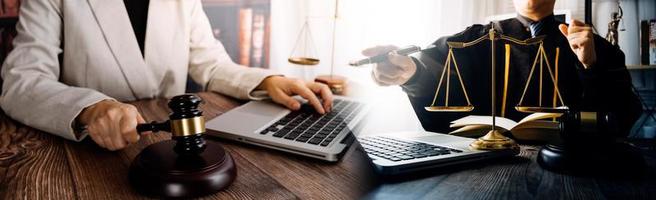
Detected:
[{"left": 349, "top": 45, "right": 435, "bottom": 67}]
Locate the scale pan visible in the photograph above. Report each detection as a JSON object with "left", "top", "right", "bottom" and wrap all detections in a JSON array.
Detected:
[
  {"left": 514, "top": 106, "right": 569, "bottom": 113},
  {"left": 424, "top": 106, "right": 474, "bottom": 112},
  {"left": 288, "top": 57, "right": 320, "bottom": 65}
]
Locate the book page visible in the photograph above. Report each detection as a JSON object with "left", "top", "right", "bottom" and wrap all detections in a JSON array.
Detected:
[
  {"left": 450, "top": 115, "right": 518, "bottom": 131},
  {"left": 513, "top": 120, "right": 559, "bottom": 130},
  {"left": 450, "top": 124, "right": 489, "bottom": 134},
  {"left": 449, "top": 125, "right": 489, "bottom": 137},
  {"left": 517, "top": 113, "right": 563, "bottom": 125}
]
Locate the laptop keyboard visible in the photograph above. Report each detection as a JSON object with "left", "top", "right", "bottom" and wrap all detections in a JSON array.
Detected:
[
  {"left": 359, "top": 136, "right": 463, "bottom": 162},
  {"left": 259, "top": 99, "right": 363, "bottom": 147}
]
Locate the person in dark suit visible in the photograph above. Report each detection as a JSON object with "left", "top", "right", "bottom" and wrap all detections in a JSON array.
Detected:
[{"left": 363, "top": 0, "right": 642, "bottom": 136}]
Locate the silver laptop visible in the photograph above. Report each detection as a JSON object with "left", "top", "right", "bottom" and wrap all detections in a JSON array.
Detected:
[
  {"left": 206, "top": 96, "right": 369, "bottom": 162},
  {"left": 358, "top": 132, "right": 519, "bottom": 175}
]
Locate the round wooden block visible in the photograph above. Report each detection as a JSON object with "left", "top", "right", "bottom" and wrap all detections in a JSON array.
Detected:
[
  {"left": 129, "top": 139, "right": 236, "bottom": 198},
  {"left": 537, "top": 142, "right": 646, "bottom": 175}
]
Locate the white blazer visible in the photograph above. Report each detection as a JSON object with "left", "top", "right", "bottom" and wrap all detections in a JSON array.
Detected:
[{"left": 0, "top": 0, "right": 275, "bottom": 141}]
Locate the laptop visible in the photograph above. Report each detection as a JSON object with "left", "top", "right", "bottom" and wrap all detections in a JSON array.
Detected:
[
  {"left": 357, "top": 132, "right": 519, "bottom": 175},
  {"left": 205, "top": 96, "right": 368, "bottom": 162}
]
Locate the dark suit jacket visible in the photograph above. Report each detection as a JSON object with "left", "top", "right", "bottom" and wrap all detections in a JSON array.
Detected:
[{"left": 401, "top": 16, "right": 642, "bottom": 136}]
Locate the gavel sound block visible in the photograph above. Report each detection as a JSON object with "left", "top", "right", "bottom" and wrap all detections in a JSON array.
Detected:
[
  {"left": 129, "top": 95, "right": 236, "bottom": 198},
  {"left": 536, "top": 111, "right": 645, "bottom": 175}
]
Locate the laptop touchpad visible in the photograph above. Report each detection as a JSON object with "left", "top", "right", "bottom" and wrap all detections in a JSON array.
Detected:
[
  {"left": 207, "top": 101, "right": 288, "bottom": 134},
  {"left": 235, "top": 100, "right": 287, "bottom": 117}
]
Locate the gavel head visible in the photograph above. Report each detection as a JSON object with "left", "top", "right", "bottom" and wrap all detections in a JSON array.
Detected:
[
  {"left": 558, "top": 110, "right": 619, "bottom": 146},
  {"left": 168, "top": 94, "right": 207, "bottom": 155}
]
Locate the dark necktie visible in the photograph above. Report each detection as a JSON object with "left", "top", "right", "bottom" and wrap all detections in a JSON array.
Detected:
[{"left": 529, "top": 21, "right": 544, "bottom": 38}]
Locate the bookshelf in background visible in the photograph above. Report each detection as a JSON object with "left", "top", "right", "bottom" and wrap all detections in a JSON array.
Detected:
[
  {"left": 0, "top": 0, "right": 20, "bottom": 66},
  {"left": 202, "top": 0, "right": 271, "bottom": 69},
  {"left": 632, "top": 19, "right": 656, "bottom": 111},
  {"left": 627, "top": 3, "right": 656, "bottom": 138}
]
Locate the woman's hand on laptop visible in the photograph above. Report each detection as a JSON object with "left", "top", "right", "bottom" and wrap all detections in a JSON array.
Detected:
[
  {"left": 258, "top": 76, "right": 333, "bottom": 114},
  {"left": 77, "top": 100, "right": 145, "bottom": 151}
]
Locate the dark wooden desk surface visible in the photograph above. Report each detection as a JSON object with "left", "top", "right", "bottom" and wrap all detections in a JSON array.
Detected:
[{"left": 1, "top": 92, "right": 655, "bottom": 199}]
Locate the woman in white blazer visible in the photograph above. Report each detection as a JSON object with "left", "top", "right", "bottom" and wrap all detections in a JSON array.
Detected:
[{"left": 0, "top": 0, "right": 333, "bottom": 151}]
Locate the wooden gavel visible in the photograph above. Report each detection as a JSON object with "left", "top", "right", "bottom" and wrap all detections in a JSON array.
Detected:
[
  {"left": 129, "top": 94, "right": 236, "bottom": 198},
  {"left": 136, "top": 94, "right": 207, "bottom": 154}
]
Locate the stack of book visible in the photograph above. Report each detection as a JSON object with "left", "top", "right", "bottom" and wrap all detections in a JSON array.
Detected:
[{"left": 202, "top": 0, "right": 271, "bottom": 69}]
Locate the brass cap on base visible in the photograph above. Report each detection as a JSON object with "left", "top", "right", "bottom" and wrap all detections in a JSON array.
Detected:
[
  {"left": 315, "top": 75, "right": 347, "bottom": 95},
  {"left": 470, "top": 129, "right": 519, "bottom": 150}
]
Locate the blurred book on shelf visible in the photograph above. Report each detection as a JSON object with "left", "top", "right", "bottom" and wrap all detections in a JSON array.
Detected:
[
  {"left": 642, "top": 20, "right": 656, "bottom": 65},
  {"left": 650, "top": 20, "right": 656, "bottom": 65},
  {"left": 0, "top": 0, "right": 20, "bottom": 17},
  {"left": 0, "top": 0, "right": 19, "bottom": 94},
  {"left": 202, "top": 0, "right": 271, "bottom": 69},
  {"left": 0, "top": 0, "right": 19, "bottom": 66}
]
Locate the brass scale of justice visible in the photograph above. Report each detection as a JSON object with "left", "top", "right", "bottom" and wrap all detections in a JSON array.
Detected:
[{"left": 423, "top": 27, "right": 569, "bottom": 150}]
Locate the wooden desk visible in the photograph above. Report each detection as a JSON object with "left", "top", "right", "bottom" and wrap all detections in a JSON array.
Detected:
[
  {"left": 1, "top": 92, "right": 655, "bottom": 199},
  {"left": 364, "top": 145, "right": 656, "bottom": 199},
  {"left": 0, "top": 92, "right": 377, "bottom": 199}
]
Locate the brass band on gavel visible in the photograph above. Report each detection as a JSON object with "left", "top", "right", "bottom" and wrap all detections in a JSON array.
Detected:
[{"left": 170, "top": 116, "right": 206, "bottom": 137}]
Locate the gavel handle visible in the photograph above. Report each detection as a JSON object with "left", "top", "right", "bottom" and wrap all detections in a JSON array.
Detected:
[{"left": 137, "top": 120, "right": 171, "bottom": 134}]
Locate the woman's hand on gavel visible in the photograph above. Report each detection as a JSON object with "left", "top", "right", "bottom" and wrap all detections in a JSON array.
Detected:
[{"left": 78, "top": 100, "right": 146, "bottom": 151}]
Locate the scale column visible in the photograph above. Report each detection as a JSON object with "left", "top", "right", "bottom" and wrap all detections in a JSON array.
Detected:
[
  {"left": 469, "top": 27, "right": 519, "bottom": 151},
  {"left": 490, "top": 28, "right": 496, "bottom": 131}
]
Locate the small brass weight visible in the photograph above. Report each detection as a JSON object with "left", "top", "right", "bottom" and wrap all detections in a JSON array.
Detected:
[{"left": 129, "top": 94, "right": 236, "bottom": 198}]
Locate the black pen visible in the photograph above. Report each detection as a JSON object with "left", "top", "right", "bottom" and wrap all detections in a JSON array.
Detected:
[{"left": 349, "top": 45, "right": 435, "bottom": 67}]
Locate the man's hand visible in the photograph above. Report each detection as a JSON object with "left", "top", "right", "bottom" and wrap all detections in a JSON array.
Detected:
[
  {"left": 257, "top": 76, "right": 333, "bottom": 114},
  {"left": 559, "top": 19, "right": 597, "bottom": 69},
  {"left": 78, "top": 100, "right": 145, "bottom": 151},
  {"left": 362, "top": 45, "right": 417, "bottom": 86}
]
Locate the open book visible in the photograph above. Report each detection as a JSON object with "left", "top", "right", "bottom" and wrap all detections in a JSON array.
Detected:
[{"left": 450, "top": 113, "right": 562, "bottom": 142}]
